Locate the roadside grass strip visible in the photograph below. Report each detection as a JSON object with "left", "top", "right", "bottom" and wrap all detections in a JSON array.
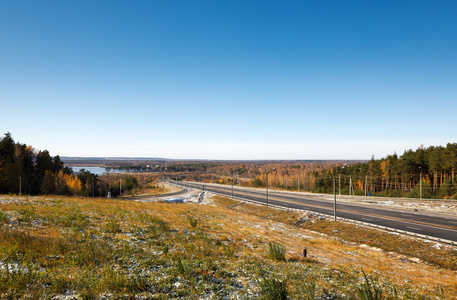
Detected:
[{"left": 0, "top": 194, "right": 455, "bottom": 299}]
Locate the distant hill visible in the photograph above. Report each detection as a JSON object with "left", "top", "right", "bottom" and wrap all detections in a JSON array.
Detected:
[
  {"left": 62, "top": 157, "right": 367, "bottom": 167},
  {"left": 62, "top": 157, "right": 169, "bottom": 161},
  {"left": 61, "top": 157, "right": 171, "bottom": 167}
]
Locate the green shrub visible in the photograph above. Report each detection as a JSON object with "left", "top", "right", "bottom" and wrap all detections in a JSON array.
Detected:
[
  {"left": 19, "top": 206, "right": 36, "bottom": 223},
  {"left": 357, "top": 270, "right": 383, "bottom": 300},
  {"left": 61, "top": 208, "right": 89, "bottom": 230},
  {"left": 187, "top": 215, "right": 198, "bottom": 228},
  {"left": 0, "top": 209, "right": 8, "bottom": 224},
  {"left": 253, "top": 178, "right": 264, "bottom": 187},
  {"left": 259, "top": 275, "right": 288, "bottom": 300},
  {"left": 268, "top": 241, "right": 286, "bottom": 261},
  {"left": 105, "top": 219, "right": 122, "bottom": 233},
  {"left": 162, "top": 244, "right": 169, "bottom": 255},
  {"left": 406, "top": 181, "right": 432, "bottom": 199},
  {"left": 439, "top": 179, "right": 457, "bottom": 198},
  {"left": 223, "top": 243, "right": 236, "bottom": 257}
]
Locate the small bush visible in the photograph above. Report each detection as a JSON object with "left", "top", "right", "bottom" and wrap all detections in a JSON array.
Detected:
[
  {"left": 406, "top": 181, "right": 432, "bottom": 199},
  {"left": 187, "top": 215, "right": 198, "bottom": 228},
  {"left": 357, "top": 270, "right": 383, "bottom": 300},
  {"left": 175, "top": 258, "right": 193, "bottom": 278},
  {"left": 223, "top": 243, "right": 236, "bottom": 257},
  {"left": 19, "top": 206, "right": 36, "bottom": 223},
  {"left": 60, "top": 208, "right": 89, "bottom": 230},
  {"left": 105, "top": 219, "right": 122, "bottom": 233},
  {"left": 0, "top": 261, "right": 42, "bottom": 298},
  {"left": 162, "top": 244, "right": 169, "bottom": 255},
  {"left": 268, "top": 241, "right": 286, "bottom": 261},
  {"left": 259, "top": 275, "right": 288, "bottom": 300},
  {"left": 0, "top": 209, "right": 8, "bottom": 224}
]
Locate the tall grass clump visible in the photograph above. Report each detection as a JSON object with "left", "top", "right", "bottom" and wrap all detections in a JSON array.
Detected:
[
  {"left": 268, "top": 241, "right": 286, "bottom": 261},
  {"left": 0, "top": 209, "right": 8, "bottom": 224},
  {"left": 104, "top": 219, "right": 122, "bottom": 233},
  {"left": 187, "top": 215, "right": 198, "bottom": 228},
  {"left": 19, "top": 206, "right": 36, "bottom": 223},
  {"left": 0, "top": 261, "right": 42, "bottom": 298},
  {"left": 357, "top": 270, "right": 383, "bottom": 300},
  {"left": 61, "top": 208, "right": 89, "bottom": 230},
  {"left": 259, "top": 275, "right": 288, "bottom": 300}
]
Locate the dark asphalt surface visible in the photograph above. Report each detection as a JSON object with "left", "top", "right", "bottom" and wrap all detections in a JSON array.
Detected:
[{"left": 180, "top": 181, "right": 457, "bottom": 243}]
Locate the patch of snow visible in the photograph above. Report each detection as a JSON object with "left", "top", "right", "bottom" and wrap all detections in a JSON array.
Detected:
[
  {"left": 164, "top": 197, "right": 184, "bottom": 203},
  {"left": 51, "top": 291, "right": 80, "bottom": 300},
  {"left": 359, "top": 244, "right": 383, "bottom": 252},
  {"left": 0, "top": 260, "right": 28, "bottom": 272}
]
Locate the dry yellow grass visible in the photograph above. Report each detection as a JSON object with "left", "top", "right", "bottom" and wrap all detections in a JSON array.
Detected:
[
  {"left": 208, "top": 195, "right": 457, "bottom": 297},
  {"left": 0, "top": 193, "right": 456, "bottom": 298}
]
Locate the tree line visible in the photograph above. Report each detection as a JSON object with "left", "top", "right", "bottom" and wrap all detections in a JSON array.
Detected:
[
  {"left": 180, "top": 145, "right": 457, "bottom": 199},
  {"left": 312, "top": 144, "right": 457, "bottom": 199},
  {"left": 0, "top": 133, "right": 139, "bottom": 197},
  {"left": 202, "top": 144, "right": 457, "bottom": 199}
]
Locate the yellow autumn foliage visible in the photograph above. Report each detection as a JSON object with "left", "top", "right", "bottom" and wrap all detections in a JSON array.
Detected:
[
  {"left": 380, "top": 161, "right": 387, "bottom": 180},
  {"left": 65, "top": 174, "right": 82, "bottom": 195},
  {"left": 356, "top": 180, "right": 364, "bottom": 190}
]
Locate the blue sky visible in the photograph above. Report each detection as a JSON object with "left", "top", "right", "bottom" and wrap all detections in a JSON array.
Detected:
[{"left": 1, "top": 1, "right": 456, "bottom": 160}]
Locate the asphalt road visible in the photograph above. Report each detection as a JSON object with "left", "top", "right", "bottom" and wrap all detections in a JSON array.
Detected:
[{"left": 178, "top": 181, "right": 457, "bottom": 244}]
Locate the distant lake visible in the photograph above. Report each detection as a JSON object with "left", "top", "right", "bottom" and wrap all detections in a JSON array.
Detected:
[{"left": 70, "top": 166, "right": 106, "bottom": 175}]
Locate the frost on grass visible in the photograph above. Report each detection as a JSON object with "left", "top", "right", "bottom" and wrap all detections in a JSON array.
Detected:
[{"left": 0, "top": 194, "right": 456, "bottom": 299}]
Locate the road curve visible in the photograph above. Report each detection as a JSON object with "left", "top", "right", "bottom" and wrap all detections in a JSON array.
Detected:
[{"left": 178, "top": 181, "right": 457, "bottom": 244}]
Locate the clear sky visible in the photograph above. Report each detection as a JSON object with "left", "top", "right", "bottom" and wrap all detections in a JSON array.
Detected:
[{"left": 1, "top": 1, "right": 456, "bottom": 160}]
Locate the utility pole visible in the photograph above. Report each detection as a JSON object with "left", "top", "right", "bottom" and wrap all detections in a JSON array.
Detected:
[
  {"left": 266, "top": 173, "right": 269, "bottom": 207},
  {"left": 333, "top": 176, "right": 337, "bottom": 221},
  {"left": 349, "top": 176, "right": 352, "bottom": 196},
  {"left": 266, "top": 168, "right": 276, "bottom": 206},
  {"left": 303, "top": 172, "right": 306, "bottom": 191},
  {"left": 338, "top": 174, "right": 341, "bottom": 196},
  {"left": 231, "top": 176, "right": 234, "bottom": 199},
  {"left": 298, "top": 172, "right": 300, "bottom": 193},
  {"left": 420, "top": 173, "right": 422, "bottom": 201}
]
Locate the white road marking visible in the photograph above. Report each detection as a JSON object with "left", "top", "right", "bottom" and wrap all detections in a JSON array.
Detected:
[
  {"left": 407, "top": 226, "right": 422, "bottom": 231},
  {"left": 199, "top": 183, "right": 457, "bottom": 237}
]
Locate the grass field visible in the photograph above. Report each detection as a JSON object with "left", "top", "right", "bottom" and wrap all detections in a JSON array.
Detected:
[{"left": 0, "top": 192, "right": 456, "bottom": 299}]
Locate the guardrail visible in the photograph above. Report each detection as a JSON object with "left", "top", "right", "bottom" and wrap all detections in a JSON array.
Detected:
[
  {"left": 174, "top": 180, "right": 456, "bottom": 246},
  {"left": 155, "top": 188, "right": 188, "bottom": 198}
]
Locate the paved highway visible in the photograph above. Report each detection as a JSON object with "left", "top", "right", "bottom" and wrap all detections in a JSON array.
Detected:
[{"left": 177, "top": 181, "right": 457, "bottom": 244}]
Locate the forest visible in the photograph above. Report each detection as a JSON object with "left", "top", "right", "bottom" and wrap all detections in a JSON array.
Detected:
[
  {"left": 195, "top": 145, "right": 457, "bottom": 200},
  {"left": 2, "top": 132, "right": 456, "bottom": 199},
  {"left": 312, "top": 144, "right": 457, "bottom": 199},
  {"left": 0, "top": 133, "right": 139, "bottom": 197}
]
